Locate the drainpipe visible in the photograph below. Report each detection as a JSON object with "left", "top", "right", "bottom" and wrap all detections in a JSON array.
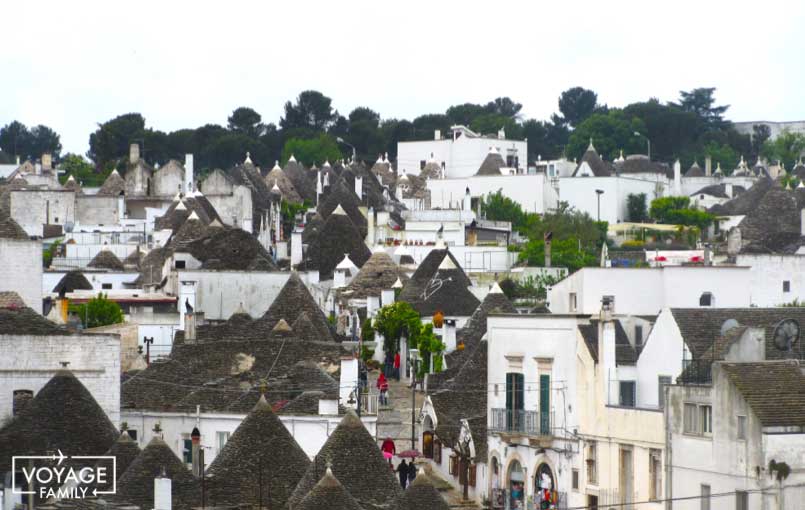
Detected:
[{"left": 664, "top": 384, "right": 672, "bottom": 510}]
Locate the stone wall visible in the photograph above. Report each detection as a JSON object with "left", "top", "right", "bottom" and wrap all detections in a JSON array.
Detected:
[
  {"left": 0, "top": 238, "right": 43, "bottom": 313},
  {"left": 153, "top": 162, "right": 184, "bottom": 197},
  {"left": 9, "top": 189, "right": 76, "bottom": 236},
  {"left": 0, "top": 333, "right": 120, "bottom": 426},
  {"left": 76, "top": 195, "right": 120, "bottom": 225}
]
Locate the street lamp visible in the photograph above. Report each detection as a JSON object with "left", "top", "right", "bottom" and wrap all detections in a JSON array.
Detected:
[
  {"left": 408, "top": 349, "right": 420, "bottom": 450},
  {"left": 633, "top": 131, "right": 651, "bottom": 161},
  {"left": 595, "top": 189, "right": 604, "bottom": 222},
  {"left": 336, "top": 137, "right": 357, "bottom": 163}
]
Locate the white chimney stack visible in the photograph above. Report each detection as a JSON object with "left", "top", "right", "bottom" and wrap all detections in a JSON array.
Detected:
[
  {"left": 705, "top": 156, "right": 712, "bottom": 177},
  {"left": 355, "top": 175, "right": 363, "bottom": 200},
  {"left": 130, "top": 143, "right": 140, "bottom": 164},
  {"left": 800, "top": 209, "right": 805, "bottom": 237},
  {"left": 184, "top": 154, "right": 194, "bottom": 193},
  {"left": 154, "top": 476, "right": 172, "bottom": 510},
  {"left": 41, "top": 153, "right": 52, "bottom": 171},
  {"left": 434, "top": 130, "right": 441, "bottom": 140},
  {"left": 673, "top": 159, "right": 682, "bottom": 195},
  {"left": 463, "top": 187, "right": 471, "bottom": 212}
]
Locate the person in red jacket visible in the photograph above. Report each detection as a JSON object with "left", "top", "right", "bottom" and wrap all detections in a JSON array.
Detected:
[
  {"left": 393, "top": 352, "right": 401, "bottom": 380},
  {"left": 377, "top": 372, "right": 389, "bottom": 405}
]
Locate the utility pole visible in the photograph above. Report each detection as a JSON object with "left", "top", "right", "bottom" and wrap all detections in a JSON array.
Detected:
[
  {"left": 410, "top": 357, "right": 418, "bottom": 450},
  {"left": 595, "top": 189, "right": 604, "bottom": 222}
]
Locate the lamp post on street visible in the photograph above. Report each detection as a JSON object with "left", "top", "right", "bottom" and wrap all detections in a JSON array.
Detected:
[
  {"left": 408, "top": 349, "right": 420, "bottom": 450},
  {"left": 634, "top": 131, "right": 651, "bottom": 161},
  {"left": 595, "top": 189, "right": 605, "bottom": 222},
  {"left": 336, "top": 137, "right": 357, "bottom": 163}
]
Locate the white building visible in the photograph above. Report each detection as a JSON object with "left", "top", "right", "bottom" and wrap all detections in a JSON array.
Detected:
[
  {"left": 736, "top": 253, "right": 805, "bottom": 307},
  {"left": 0, "top": 220, "right": 42, "bottom": 313},
  {"left": 397, "top": 126, "right": 527, "bottom": 178},
  {"left": 547, "top": 266, "right": 752, "bottom": 315},
  {"left": 667, "top": 349, "right": 805, "bottom": 509}
]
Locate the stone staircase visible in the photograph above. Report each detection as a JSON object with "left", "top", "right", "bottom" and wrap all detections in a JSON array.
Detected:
[{"left": 373, "top": 371, "right": 424, "bottom": 452}]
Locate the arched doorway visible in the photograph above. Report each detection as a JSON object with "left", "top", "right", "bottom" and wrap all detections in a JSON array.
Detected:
[
  {"left": 507, "top": 460, "right": 525, "bottom": 509},
  {"left": 534, "top": 462, "right": 557, "bottom": 509},
  {"left": 490, "top": 457, "right": 504, "bottom": 509},
  {"left": 422, "top": 416, "right": 434, "bottom": 458}
]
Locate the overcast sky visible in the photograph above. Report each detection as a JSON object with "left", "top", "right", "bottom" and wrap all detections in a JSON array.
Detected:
[{"left": 3, "top": 0, "right": 805, "bottom": 155}]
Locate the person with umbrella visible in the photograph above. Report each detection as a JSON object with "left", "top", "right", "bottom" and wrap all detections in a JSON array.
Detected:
[
  {"left": 381, "top": 437, "right": 396, "bottom": 458},
  {"left": 407, "top": 461, "right": 417, "bottom": 484},
  {"left": 396, "top": 459, "right": 409, "bottom": 489}
]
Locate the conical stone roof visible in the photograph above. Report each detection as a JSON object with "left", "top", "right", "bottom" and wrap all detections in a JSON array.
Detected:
[
  {"left": 475, "top": 150, "right": 506, "bottom": 176},
  {"left": 114, "top": 437, "right": 199, "bottom": 510},
  {"left": 0, "top": 370, "right": 118, "bottom": 473},
  {"left": 53, "top": 270, "right": 93, "bottom": 294},
  {"left": 265, "top": 161, "right": 303, "bottom": 203},
  {"left": 98, "top": 169, "right": 126, "bottom": 196},
  {"left": 296, "top": 468, "right": 363, "bottom": 510},
  {"left": 400, "top": 474, "right": 451, "bottom": 510},
  {"left": 288, "top": 410, "right": 402, "bottom": 510},
  {"left": 461, "top": 282, "right": 516, "bottom": 342},
  {"left": 318, "top": 178, "right": 367, "bottom": 232},
  {"left": 87, "top": 249, "right": 125, "bottom": 271},
  {"left": 0, "top": 215, "right": 29, "bottom": 240},
  {"left": 342, "top": 250, "right": 409, "bottom": 299},
  {"left": 207, "top": 395, "right": 310, "bottom": 508},
  {"left": 260, "top": 272, "right": 335, "bottom": 340},
  {"left": 84, "top": 431, "right": 142, "bottom": 493},
  {"left": 305, "top": 207, "right": 371, "bottom": 280},
  {"left": 398, "top": 249, "right": 476, "bottom": 316}
]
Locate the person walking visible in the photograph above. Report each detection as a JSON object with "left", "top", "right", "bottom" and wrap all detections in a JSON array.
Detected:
[
  {"left": 407, "top": 461, "right": 417, "bottom": 484},
  {"left": 393, "top": 351, "right": 401, "bottom": 381},
  {"left": 381, "top": 437, "right": 396, "bottom": 458},
  {"left": 396, "top": 459, "right": 409, "bottom": 489},
  {"left": 377, "top": 371, "right": 389, "bottom": 406}
]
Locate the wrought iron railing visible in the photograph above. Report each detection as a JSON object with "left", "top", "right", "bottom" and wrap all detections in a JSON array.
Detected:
[{"left": 490, "top": 408, "right": 551, "bottom": 436}]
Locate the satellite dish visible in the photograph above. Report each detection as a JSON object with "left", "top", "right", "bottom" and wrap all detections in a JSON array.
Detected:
[
  {"left": 772, "top": 319, "right": 800, "bottom": 353},
  {"left": 720, "top": 319, "right": 741, "bottom": 336}
]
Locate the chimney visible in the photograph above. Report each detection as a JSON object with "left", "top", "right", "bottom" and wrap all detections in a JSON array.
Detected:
[
  {"left": 354, "top": 175, "right": 363, "bottom": 200},
  {"left": 117, "top": 194, "right": 125, "bottom": 222},
  {"left": 185, "top": 312, "right": 196, "bottom": 342},
  {"left": 191, "top": 426, "right": 201, "bottom": 476},
  {"left": 130, "top": 143, "right": 140, "bottom": 164},
  {"left": 154, "top": 476, "right": 172, "bottom": 510},
  {"left": 367, "top": 207, "right": 375, "bottom": 245},
  {"left": 673, "top": 159, "right": 681, "bottom": 195},
  {"left": 704, "top": 243, "right": 712, "bottom": 265},
  {"left": 339, "top": 356, "right": 359, "bottom": 410},
  {"left": 544, "top": 232, "right": 553, "bottom": 267},
  {"left": 599, "top": 296, "right": 616, "bottom": 404},
  {"left": 498, "top": 128, "right": 505, "bottom": 140},
  {"left": 463, "top": 187, "right": 471, "bottom": 212},
  {"left": 15, "top": 156, "right": 20, "bottom": 165},
  {"left": 381, "top": 288, "right": 395, "bottom": 307},
  {"left": 725, "top": 183, "right": 733, "bottom": 199},
  {"left": 442, "top": 319, "right": 457, "bottom": 352},
  {"left": 434, "top": 130, "right": 441, "bottom": 140},
  {"left": 705, "top": 156, "right": 712, "bottom": 177},
  {"left": 184, "top": 154, "right": 194, "bottom": 193},
  {"left": 41, "top": 153, "right": 52, "bottom": 171},
  {"left": 801, "top": 209, "right": 805, "bottom": 237}
]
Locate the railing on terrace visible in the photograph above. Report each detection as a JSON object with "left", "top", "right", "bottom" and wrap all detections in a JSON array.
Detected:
[{"left": 490, "top": 408, "right": 551, "bottom": 436}]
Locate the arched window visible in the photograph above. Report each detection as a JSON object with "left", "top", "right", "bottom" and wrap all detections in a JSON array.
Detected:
[
  {"left": 507, "top": 460, "right": 525, "bottom": 507},
  {"left": 699, "top": 292, "right": 714, "bottom": 307},
  {"left": 13, "top": 389, "right": 34, "bottom": 416}
]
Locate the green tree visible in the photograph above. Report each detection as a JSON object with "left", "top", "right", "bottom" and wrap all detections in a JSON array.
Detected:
[
  {"left": 673, "top": 87, "right": 729, "bottom": 128},
  {"left": 649, "top": 196, "right": 714, "bottom": 229},
  {"left": 446, "top": 103, "right": 488, "bottom": 126},
  {"left": 485, "top": 97, "right": 523, "bottom": 119},
  {"left": 0, "top": 121, "right": 29, "bottom": 159},
  {"left": 88, "top": 113, "right": 147, "bottom": 168},
  {"left": 280, "top": 90, "right": 337, "bottom": 131},
  {"left": 347, "top": 107, "right": 384, "bottom": 160},
  {"left": 0, "top": 121, "right": 62, "bottom": 160},
  {"left": 207, "top": 133, "right": 263, "bottom": 168},
  {"left": 412, "top": 114, "right": 451, "bottom": 140},
  {"left": 281, "top": 134, "right": 342, "bottom": 167},
  {"left": 416, "top": 323, "right": 446, "bottom": 375},
  {"left": 762, "top": 130, "right": 805, "bottom": 169},
  {"left": 751, "top": 124, "right": 771, "bottom": 159},
  {"left": 469, "top": 114, "right": 521, "bottom": 138},
  {"left": 372, "top": 301, "right": 422, "bottom": 355},
  {"left": 227, "top": 107, "right": 265, "bottom": 138},
  {"left": 567, "top": 110, "right": 646, "bottom": 160},
  {"left": 69, "top": 293, "right": 124, "bottom": 328},
  {"left": 623, "top": 100, "right": 702, "bottom": 163},
  {"left": 59, "top": 154, "right": 109, "bottom": 186},
  {"left": 481, "top": 189, "right": 534, "bottom": 233},
  {"left": 627, "top": 193, "right": 648, "bottom": 222},
  {"left": 558, "top": 87, "right": 599, "bottom": 127},
  {"left": 518, "top": 237, "right": 598, "bottom": 273}
]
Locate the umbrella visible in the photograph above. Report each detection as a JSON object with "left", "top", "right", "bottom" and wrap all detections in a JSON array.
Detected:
[
  {"left": 382, "top": 451, "right": 393, "bottom": 460},
  {"left": 398, "top": 449, "right": 421, "bottom": 459}
]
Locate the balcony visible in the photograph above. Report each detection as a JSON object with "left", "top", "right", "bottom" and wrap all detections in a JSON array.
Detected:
[{"left": 490, "top": 408, "right": 551, "bottom": 439}]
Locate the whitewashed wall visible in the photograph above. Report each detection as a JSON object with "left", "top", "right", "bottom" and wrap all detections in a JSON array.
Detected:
[
  {"left": 0, "top": 333, "right": 120, "bottom": 426},
  {"left": 0, "top": 238, "right": 42, "bottom": 313},
  {"left": 427, "top": 174, "right": 547, "bottom": 213},
  {"left": 177, "top": 270, "right": 290, "bottom": 320},
  {"left": 736, "top": 254, "right": 805, "bottom": 307}
]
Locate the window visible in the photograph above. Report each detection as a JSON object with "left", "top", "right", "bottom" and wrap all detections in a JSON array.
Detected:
[
  {"left": 126, "top": 429, "right": 137, "bottom": 441},
  {"left": 572, "top": 469, "right": 579, "bottom": 490},
  {"left": 569, "top": 292, "right": 578, "bottom": 312},
  {"left": 737, "top": 415, "right": 747, "bottom": 440},
  {"left": 419, "top": 160, "right": 426, "bottom": 170},
  {"left": 182, "top": 438, "right": 193, "bottom": 464},
  {"left": 586, "top": 441, "right": 597, "bottom": 485},
  {"left": 658, "top": 376, "right": 672, "bottom": 409},
  {"left": 12, "top": 389, "right": 34, "bottom": 416},
  {"left": 216, "top": 431, "right": 230, "bottom": 452},
  {"left": 684, "top": 403, "right": 698, "bottom": 433},
  {"left": 506, "top": 372, "right": 524, "bottom": 431},
  {"left": 619, "top": 381, "right": 636, "bottom": 407},
  {"left": 783, "top": 281, "right": 791, "bottom": 293},
  {"left": 175, "top": 260, "right": 186, "bottom": 269},
  {"left": 701, "top": 484, "right": 711, "bottom": 510},
  {"left": 736, "top": 490, "right": 748, "bottom": 510},
  {"left": 635, "top": 325, "right": 643, "bottom": 348},
  {"left": 699, "top": 292, "right": 714, "bottom": 307},
  {"left": 102, "top": 283, "right": 112, "bottom": 290},
  {"left": 700, "top": 405, "right": 712, "bottom": 434},
  {"left": 649, "top": 449, "right": 662, "bottom": 501}
]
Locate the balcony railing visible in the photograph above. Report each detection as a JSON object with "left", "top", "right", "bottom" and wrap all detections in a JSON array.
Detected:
[{"left": 490, "top": 408, "right": 551, "bottom": 436}]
